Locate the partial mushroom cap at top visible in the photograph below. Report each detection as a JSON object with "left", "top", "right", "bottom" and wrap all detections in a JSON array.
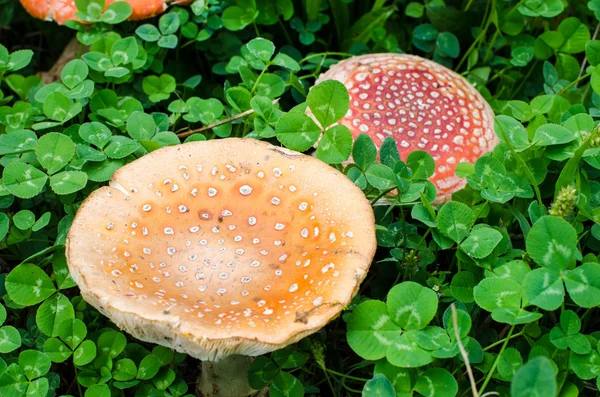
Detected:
[
  {"left": 20, "top": 0, "right": 191, "bottom": 24},
  {"left": 313, "top": 53, "right": 498, "bottom": 202},
  {"left": 66, "top": 138, "right": 376, "bottom": 361}
]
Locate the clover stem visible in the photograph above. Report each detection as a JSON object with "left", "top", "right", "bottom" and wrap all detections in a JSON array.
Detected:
[
  {"left": 576, "top": 22, "right": 600, "bottom": 87},
  {"left": 399, "top": 201, "right": 408, "bottom": 270},
  {"left": 508, "top": 0, "right": 526, "bottom": 14},
  {"left": 369, "top": 187, "right": 396, "bottom": 205},
  {"left": 321, "top": 366, "right": 336, "bottom": 395},
  {"left": 393, "top": 227, "right": 430, "bottom": 284},
  {"left": 510, "top": 59, "right": 538, "bottom": 98},
  {"left": 474, "top": 200, "right": 489, "bottom": 221},
  {"left": 478, "top": 325, "right": 515, "bottom": 395},
  {"left": 277, "top": 17, "right": 293, "bottom": 46},
  {"left": 74, "top": 366, "right": 83, "bottom": 397},
  {"left": 414, "top": 228, "right": 432, "bottom": 252},
  {"left": 456, "top": 0, "right": 493, "bottom": 70},
  {"left": 340, "top": 382, "right": 363, "bottom": 394},
  {"left": 325, "top": 368, "right": 370, "bottom": 382},
  {"left": 482, "top": 27, "right": 499, "bottom": 63},
  {"left": 482, "top": 330, "right": 524, "bottom": 352},
  {"left": 299, "top": 52, "right": 355, "bottom": 64},
  {"left": 253, "top": 22, "right": 260, "bottom": 38},
  {"left": 494, "top": 123, "right": 544, "bottom": 209},
  {"left": 487, "top": 65, "right": 512, "bottom": 84},
  {"left": 251, "top": 66, "right": 268, "bottom": 95},
  {"left": 557, "top": 72, "right": 592, "bottom": 95}
]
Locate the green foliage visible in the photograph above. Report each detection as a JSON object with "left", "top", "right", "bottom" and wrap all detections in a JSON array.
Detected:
[{"left": 0, "top": 0, "right": 600, "bottom": 396}]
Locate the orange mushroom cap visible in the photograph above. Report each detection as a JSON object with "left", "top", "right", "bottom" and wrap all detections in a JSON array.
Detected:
[
  {"left": 313, "top": 53, "right": 499, "bottom": 202},
  {"left": 66, "top": 138, "right": 376, "bottom": 360},
  {"left": 20, "top": 0, "right": 191, "bottom": 24}
]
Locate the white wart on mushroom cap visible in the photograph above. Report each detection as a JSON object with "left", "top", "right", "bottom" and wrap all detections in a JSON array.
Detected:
[
  {"left": 314, "top": 53, "right": 498, "bottom": 202},
  {"left": 66, "top": 138, "right": 376, "bottom": 361},
  {"left": 20, "top": 0, "right": 191, "bottom": 24}
]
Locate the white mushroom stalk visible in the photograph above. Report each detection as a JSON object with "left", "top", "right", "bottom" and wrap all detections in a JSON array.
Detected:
[
  {"left": 313, "top": 53, "right": 499, "bottom": 202},
  {"left": 66, "top": 138, "right": 376, "bottom": 395}
]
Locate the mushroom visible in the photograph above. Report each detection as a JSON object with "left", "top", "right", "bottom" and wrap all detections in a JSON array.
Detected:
[
  {"left": 23, "top": 0, "right": 192, "bottom": 81},
  {"left": 20, "top": 0, "right": 191, "bottom": 24},
  {"left": 66, "top": 138, "right": 376, "bottom": 394},
  {"left": 312, "top": 53, "right": 498, "bottom": 202}
]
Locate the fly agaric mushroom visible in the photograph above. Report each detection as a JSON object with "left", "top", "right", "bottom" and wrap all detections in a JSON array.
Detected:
[
  {"left": 66, "top": 138, "right": 376, "bottom": 384},
  {"left": 20, "top": 0, "right": 190, "bottom": 24},
  {"left": 313, "top": 53, "right": 498, "bottom": 202}
]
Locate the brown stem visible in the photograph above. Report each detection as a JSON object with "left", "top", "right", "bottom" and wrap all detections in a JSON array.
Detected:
[
  {"left": 177, "top": 99, "right": 280, "bottom": 139},
  {"left": 38, "top": 37, "right": 88, "bottom": 84}
]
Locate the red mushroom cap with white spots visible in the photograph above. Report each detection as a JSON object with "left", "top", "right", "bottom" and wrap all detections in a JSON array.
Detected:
[
  {"left": 20, "top": 0, "right": 191, "bottom": 25},
  {"left": 66, "top": 138, "right": 376, "bottom": 361},
  {"left": 314, "top": 53, "right": 498, "bottom": 202}
]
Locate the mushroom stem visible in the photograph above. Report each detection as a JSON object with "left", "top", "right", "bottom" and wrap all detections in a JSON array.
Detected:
[{"left": 196, "top": 355, "right": 257, "bottom": 397}]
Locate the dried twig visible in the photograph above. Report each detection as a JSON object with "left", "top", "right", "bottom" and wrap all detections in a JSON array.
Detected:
[
  {"left": 176, "top": 98, "right": 280, "bottom": 139},
  {"left": 38, "top": 37, "right": 87, "bottom": 84},
  {"left": 451, "top": 304, "right": 479, "bottom": 397}
]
